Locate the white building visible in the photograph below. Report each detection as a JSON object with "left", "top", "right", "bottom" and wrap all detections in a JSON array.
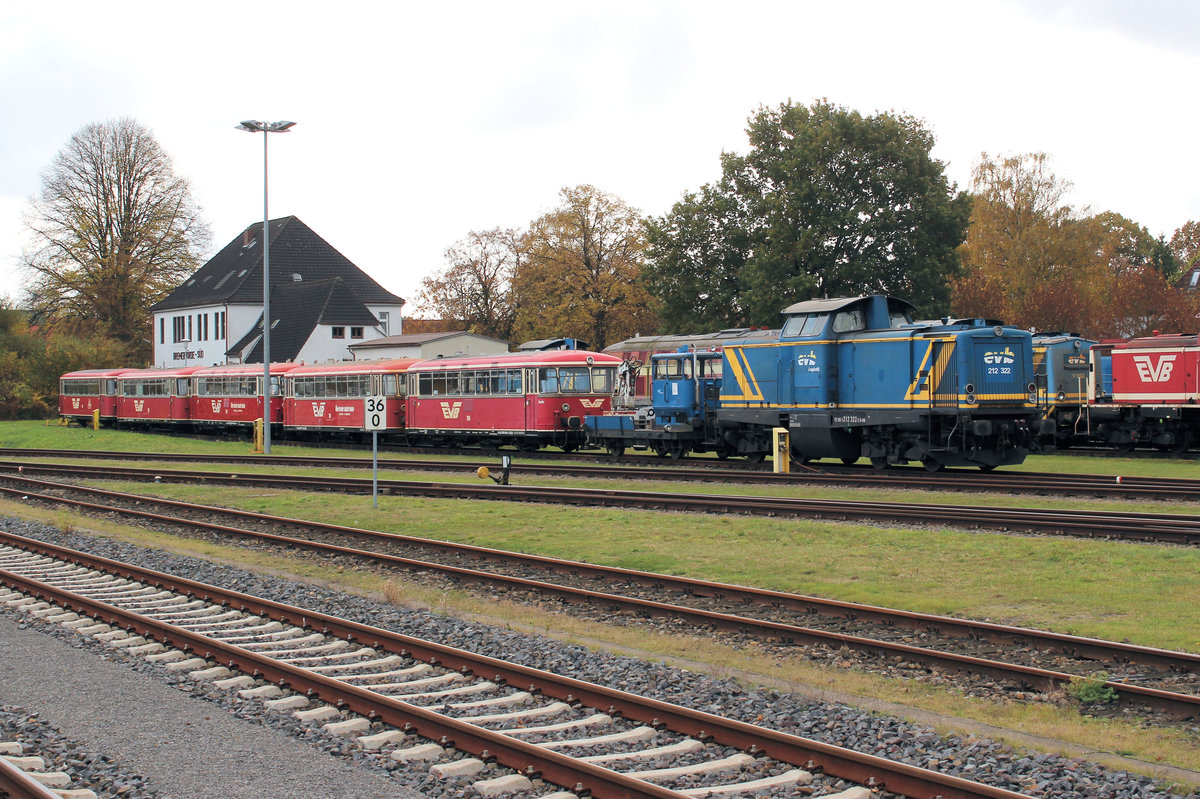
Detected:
[{"left": 149, "top": 216, "right": 405, "bottom": 367}]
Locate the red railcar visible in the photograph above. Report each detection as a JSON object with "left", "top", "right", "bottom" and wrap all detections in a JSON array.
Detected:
[
  {"left": 405, "top": 351, "right": 622, "bottom": 451},
  {"left": 59, "top": 368, "right": 132, "bottom": 424},
  {"left": 283, "top": 359, "right": 418, "bottom": 434},
  {"left": 191, "top": 363, "right": 302, "bottom": 430},
  {"left": 116, "top": 367, "right": 202, "bottom": 425}
]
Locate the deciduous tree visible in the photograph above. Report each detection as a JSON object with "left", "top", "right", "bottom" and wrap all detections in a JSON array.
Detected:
[
  {"left": 416, "top": 228, "right": 520, "bottom": 341},
  {"left": 21, "top": 118, "right": 210, "bottom": 357},
  {"left": 513, "top": 185, "right": 659, "bottom": 349},
  {"left": 953, "top": 153, "right": 1197, "bottom": 337},
  {"left": 644, "top": 100, "right": 972, "bottom": 328}
]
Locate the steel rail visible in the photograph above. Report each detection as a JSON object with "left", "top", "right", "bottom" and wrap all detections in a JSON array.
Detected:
[
  {"left": 3, "top": 472, "right": 1197, "bottom": 672},
  {"left": 0, "top": 757, "right": 62, "bottom": 799},
  {"left": 2, "top": 482, "right": 1197, "bottom": 719},
  {"left": 5, "top": 448, "right": 1200, "bottom": 500},
  {"left": 0, "top": 534, "right": 1030, "bottom": 799},
  {"left": 2, "top": 461, "right": 1198, "bottom": 544}
]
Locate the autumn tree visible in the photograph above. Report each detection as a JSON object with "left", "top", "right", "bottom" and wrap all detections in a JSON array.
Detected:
[
  {"left": 644, "top": 100, "right": 972, "bottom": 329},
  {"left": 513, "top": 185, "right": 660, "bottom": 349},
  {"left": 21, "top": 118, "right": 210, "bottom": 359},
  {"left": 416, "top": 228, "right": 520, "bottom": 341},
  {"left": 953, "top": 153, "right": 1197, "bottom": 337},
  {"left": 1169, "top": 220, "right": 1200, "bottom": 278}
]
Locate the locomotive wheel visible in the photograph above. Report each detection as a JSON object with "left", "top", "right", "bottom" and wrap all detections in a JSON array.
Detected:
[
  {"left": 922, "top": 458, "right": 944, "bottom": 473},
  {"left": 668, "top": 444, "right": 688, "bottom": 460},
  {"left": 977, "top": 463, "right": 997, "bottom": 472},
  {"left": 747, "top": 451, "right": 766, "bottom": 464},
  {"left": 605, "top": 442, "right": 625, "bottom": 458},
  {"left": 653, "top": 445, "right": 669, "bottom": 458},
  {"left": 841, "top": 456, "right": 859, "bottom": 465},
  {"left": 870, "top": 456, "right": 887, "bottom": 470}
]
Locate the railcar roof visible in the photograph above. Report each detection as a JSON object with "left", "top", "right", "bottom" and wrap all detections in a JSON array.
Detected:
[
  {"left": 190, "top": 363, "right": 304, "bottom": 377},
  {"left": 409, "top": 351, "right": 623, "bottom": 370},
  {"left": 117, "top": 367, "right": 205, "bottom": 378},
  {"left": 286, "top": 358, "right": 421, "bottom": 376},
  {"left": 61, "top": 368, "right": 134, "bottom": 379}
]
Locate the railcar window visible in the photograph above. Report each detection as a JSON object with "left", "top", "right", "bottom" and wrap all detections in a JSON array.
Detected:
[
  {"left": 539, "top": 368, "right": 559, "bottom": 394},
  {"left": 431, "top": 374, "right": 447, "bottom": 396},
  {"left": 508, "top": 369, "right": 523, "bottom": 394},
  {"left": 832, "top": 309, "right": 866, "bottom": 333},
  {"left": 590, "top": 366, "right": 615, "bottom": 393},
  {"left": 701, "top": 358, "right": 723, "bottom": 378},
  {"left": 105, "top": 380, "right": 118, "bottom": 395},
  {"left": 489, "top": 372, "right": 505, "bottom": 394},
  {"left": 557, "top": 367, "right": 592, "bottom": 393},
  {"left": 62, "top": 380, "right": 102, "bottom": 396},
  {"left": 383, "top": 374, "right": 399, "bottom": 395}
]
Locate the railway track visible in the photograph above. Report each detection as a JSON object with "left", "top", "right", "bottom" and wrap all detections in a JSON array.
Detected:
[
  {"left": 3, "top": 474, "right": 1198, "bottom": 721},
  {"left": 0, "top": 747, "right": 77, "bottom": 799},
  {"left": 0, "top": 532, "right": 1032, "bottom": 799},
  {"left": 5, "top": 448, "right": 1200, "bottom": 501},
  {"left": 2, "top": 460, "right": 1199, "bottom": 546}
]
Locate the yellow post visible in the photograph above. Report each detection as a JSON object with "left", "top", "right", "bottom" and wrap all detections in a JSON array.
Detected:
[
  {"left": 772, "top": 427, "right": 790, "bottom": 473},
  {"left": 252, "top": 418, "right": 264, "bottom": 453},
  {"left": 92, "top": 409, "right": 100, "bottom": 430}
]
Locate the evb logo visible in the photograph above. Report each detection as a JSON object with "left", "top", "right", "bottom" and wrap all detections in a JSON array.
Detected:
[
  {"left": 311, "top": 402, "right": 326, "bottom": 416},
  {"left": 440, "top": 401, "right": 463, "bottom": 419},
  {"left": 1133, "top": 354, "right": 1176, "bottom": 383}
]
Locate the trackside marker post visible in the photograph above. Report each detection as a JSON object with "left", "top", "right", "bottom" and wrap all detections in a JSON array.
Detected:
[{"left": 365, "top": 396, "right": 386, "bottom": 508}]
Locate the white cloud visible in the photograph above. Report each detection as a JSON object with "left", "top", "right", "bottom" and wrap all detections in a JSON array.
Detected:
[{"left": 2, "top": 0, "right": 1198, "bottom": 308}]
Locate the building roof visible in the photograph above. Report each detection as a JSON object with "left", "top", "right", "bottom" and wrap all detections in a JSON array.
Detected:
[
  {"left": 151, "top": 216, "right": 404, "bottom": 312},
  {"left": 1176, "top": 263, "right": 1200, "bottom": 291},
  {"left": 226, "top": 278, "right": 379, "bottom": 363},
  {"left": 348, "top": 331, "right": 509, "bottom": 351}
]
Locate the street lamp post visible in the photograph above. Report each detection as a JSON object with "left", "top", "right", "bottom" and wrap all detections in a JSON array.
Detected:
[{"left": 236, "top": 119, "right": 295, "bottom": 454}]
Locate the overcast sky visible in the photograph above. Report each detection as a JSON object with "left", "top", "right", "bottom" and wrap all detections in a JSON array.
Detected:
[{"left": 3, "top": 1, "right": 1198, "bottom": 314}]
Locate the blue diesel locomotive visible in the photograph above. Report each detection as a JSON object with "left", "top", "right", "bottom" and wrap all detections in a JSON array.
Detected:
[{"left": 586, "top": 295, "right": 1046, "bottom": 470}]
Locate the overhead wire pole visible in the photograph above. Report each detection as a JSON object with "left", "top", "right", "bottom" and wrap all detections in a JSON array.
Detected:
[{"left": 237, "top": 120, "right": 296, "bottom": 454}]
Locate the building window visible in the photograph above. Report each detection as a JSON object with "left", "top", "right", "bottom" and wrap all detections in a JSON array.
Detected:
[
  {"left": 160, "top": 318, "right": 165, "bottom": 344},
  {"left": 332, "top": 327, "right": 345, "bottom": 339},
  {"left": 350, "top": 326, "right": 363, "bottom": 339},
  {"left": 187, "top": 315, "right": 193, "bottom": 341},
  {"left": 172, "top": 316, "right": 186, "bottom": 343},
  {"left": 217, "top": 311, "right": 225, "bottom": 340},
  {"left": 202, "top": 314, "right": 209, "bottom": 341},
  {"left": 378, "top": 311, "right": 389, "bottom": 335}
]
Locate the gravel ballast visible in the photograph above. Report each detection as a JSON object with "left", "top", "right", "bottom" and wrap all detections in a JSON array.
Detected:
[{"left": 0, "top": 513, "right": 1195, "bottom": 799}]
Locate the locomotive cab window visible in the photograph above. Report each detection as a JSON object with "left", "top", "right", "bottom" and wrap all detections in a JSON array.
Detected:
[
  {"left": 653, "top": 358, "right": 693, "bottom": 380},
  {"left": 781, "top": 313, "right": 829, "bottom": 338},
  {"left": 831, "top": 309, "right": 866, "bottom": 333}
]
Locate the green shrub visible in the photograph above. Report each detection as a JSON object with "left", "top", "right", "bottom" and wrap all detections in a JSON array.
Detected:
[{"left": 1066, "top": 672, "right": 1118, "bottom": 705}]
